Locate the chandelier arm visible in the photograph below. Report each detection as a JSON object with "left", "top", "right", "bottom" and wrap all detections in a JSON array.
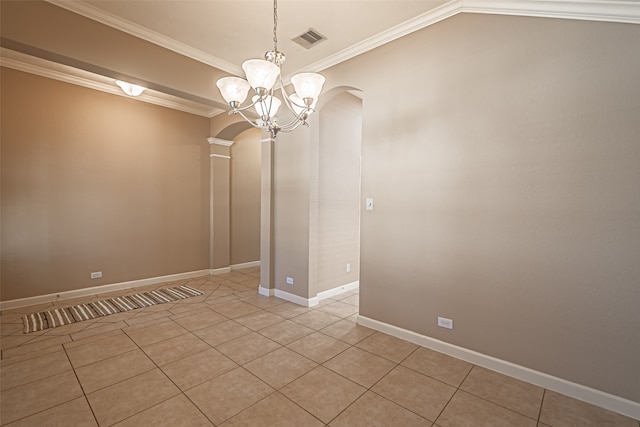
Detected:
[
  {"left": 233, "top": 109, "right": 269, "bottom": 130},
  {"left": 276, "top": 72, "right": 299, "bottom": 114},
  {"left": 277, "top": 112, "right": 310, "bottom": 132}
]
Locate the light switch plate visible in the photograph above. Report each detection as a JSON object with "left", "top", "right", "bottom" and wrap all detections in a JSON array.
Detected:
[{"left": 365, "top": 197, "right": 374, "bottom": 211}]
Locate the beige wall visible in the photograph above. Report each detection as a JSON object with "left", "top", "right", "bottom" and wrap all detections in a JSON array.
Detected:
[
  {"left": 323, "top": 14, "right": 640, "bottom": 402},
  {"left": 274, "top": 127, "right": 312, "bottom": 298},
  {"left": 1, "top": 69, "right": 210, "bottom": 300},
  {"left": 313, "top": 92, "right": 362, "bottom": 294},
  {"left": 230, "top": 128, "right": 261, "bottom": 265}
]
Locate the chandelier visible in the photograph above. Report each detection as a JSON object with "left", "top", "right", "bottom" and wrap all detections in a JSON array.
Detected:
[{"left": 215, "top": 0, "right": 325, "bottom": 138}]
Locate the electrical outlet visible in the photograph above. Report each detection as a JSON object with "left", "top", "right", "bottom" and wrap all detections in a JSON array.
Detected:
[
  {"left": 286, "top": 276, "right": 294, "bottom": 285},
  {"left": 346, "top": 263, "right": 351, "bottom": 273},
  {"left": 437, "top": 316, "right": 453, "bottom": 329},
  {"left": 90, "top": 271, "right": 102, "bottom": 279}
]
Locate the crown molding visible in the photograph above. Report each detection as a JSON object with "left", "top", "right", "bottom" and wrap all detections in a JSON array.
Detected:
[
  {"left": 295, "top": 0, "right": 639, "bottom": 75},
  {"left": 461, "top": 0, "right": 640, "bottom": 24},
  {"left": 1, "top": 48, "right": 224, "bottom": 118},
  {"left": 44, "top": 0, "right": 243, "bottom": 76}
]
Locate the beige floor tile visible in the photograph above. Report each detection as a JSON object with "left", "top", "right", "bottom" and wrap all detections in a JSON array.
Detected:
[
  {"left": 86, "top": 369, "right": 180, "bottom": 426},
  {"left": 0, "top": 350, "right": 72, "bottom": 391},
  {"left": 320, "top": 319, "right": 375, "bottom": 345},
  {"left": 316, "top": 301, "right": 359, "bottom": 318},
  {"left": 75, "top": 349, "right": 156, "bottom": 393},
  {"left": 39, "top": 321, "right": 96, "bottom": 336},
  {"left": 539, "top": 390, "right": 638, "bottom": 427},
  {"left": 356, "top": 331, "right": 419, "bottom": 363},
  {"left": 113, "top": 394, "right": 214, "bottom": 427},
  {"left": 1, "top": 323, "right": 28, "bottom": 336},
  {"left": 68, "top": 321, "right": 128, "bottom": 341},
  {"left": 436, "top": 390, "right": 537, "bottom": 427},
  {"left": 221, "top": 392, "right": 324, "bottom": 427},
  {"left": 324, "top": 346, "right": 396, "bottom": 388},
  {"left": 125, "top": 320, "right": 188, "bottom": 347},
  {"left": 402, "top": 347, "right": 473, "bottom": 387},
  {"left": 280, "top": 366, "right": 366, "bottom": 423},
  {"left": 0, "top": 370, "right": 84, "bottom": 425},
  {"left": 161, "top": 347, "right": 238, "bottom": 390},
  {"left": 234, "top": 311, "right": 285, "bottom": 331},
  {"left": 193, "top": 320, "right": 252, "bottom": 347},
  {"left": 244, "top": 347, "right": 317, "bottom": 389},
  {"left": 141, "top": 332, "right": 210, "bottom": 366},
  {"left": 290, "top": 310, "right": 342, "bottom": 330},
  {"left": 0, "top": 345, "right": 65, "bottom": 367},
  {"left": 461, "top": 366, "right": 544, "bottom": 419},
  {"left": 372, "top": 365, "right": 456, "bottom": 421},
  {"left": 65, "top": 333, "right": 138, "bottom": 368},
  {"left": 1, "top": 335, "right": 71, "bottom": 359},
  {"left": 241, "top": 294, "right": 288, "bottom": 309},
  {"left": 339, "top": 294, "right": 359, "bottom": 306},
  {"left": 266, "top": 302, "right": 312, "bottom": 319},
  {"left": 66, "top": 330, "right": 125, "bottom": 348},
  {"left": 169, "top": 302, "right": 212, "bottom": 317},
  {"left": 211, "top": 301, "right": 262, "bottom": 319},
  {"left": 172, "top": 309, "right": 227, "bottom": 331},
  {"left": 186, "top": 367, "right": 274, "bottom": 425},
  {"left": 330, "top": 391, "right": 432, "bottom": 427},
  {"left": 216, "top": 332, "right": 281, "bottom": 365},
  {"left": 124, "top": 310, "right": 173, "bottom": 326},
  {"left": 287, "top": 332, "right": 350, "bottom": 363},
  {"left": 3, "top": 397, "right": 98, "bottom": 427},
  {"left": 257, "top": 319, "right": 315, "bottom": 345},
  {"left": 0, "top": 334, "right": 35, "bottom": 351}
]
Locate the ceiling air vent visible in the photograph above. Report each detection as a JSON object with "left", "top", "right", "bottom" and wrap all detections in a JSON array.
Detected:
[{"left": 292, "top": 28, "right": 327, "bottom": 49}]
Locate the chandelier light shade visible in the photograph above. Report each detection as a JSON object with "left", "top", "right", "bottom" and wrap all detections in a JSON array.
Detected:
[
  {"left": 116, "top": 80, "right": 145, "bottom": 97},
  {"left": 215, "top": 0, "right": 325, "bottom": 137},
  {"left": 291, "top": 73, "right": 326, "bottom": 100},
  {"left": 216, "top": 77, "right": 251, "bottom": 105},
  {"left": 242, "top": 59, "right": 280, "bottom": 92}
]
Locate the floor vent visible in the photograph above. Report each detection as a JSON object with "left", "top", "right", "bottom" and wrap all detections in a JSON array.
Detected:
[{"left": 292, "top": 28, "right": 327, "bottom": 49}]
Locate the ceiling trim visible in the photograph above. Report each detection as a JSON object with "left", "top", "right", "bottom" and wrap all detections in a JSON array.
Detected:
[
  {"left": 301, "top": 0, "right": 639, "bottom": 74},
  {"left": 461, "top": 0, "right": 640, "bottom": 24},
  {"left": 45, "top": 0, "right": 243, "bottom": 76},
  {"left": 44, "top": 0, "right": 640, "bottom": 79},
  {"left": 1, "top": 48, "right": 224, "bottom": 118}
]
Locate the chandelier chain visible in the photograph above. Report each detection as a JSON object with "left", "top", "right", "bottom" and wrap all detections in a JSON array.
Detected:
[{"left": 273, "top": 0, "right": 278, "bottom": 51}]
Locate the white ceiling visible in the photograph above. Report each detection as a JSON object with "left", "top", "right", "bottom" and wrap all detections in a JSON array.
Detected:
[
  {"left": 52, "top": 0, "right": 452, "bottom": 76},
  {"left": 4, "top": 0, "right": 638, "bottom": 117}
]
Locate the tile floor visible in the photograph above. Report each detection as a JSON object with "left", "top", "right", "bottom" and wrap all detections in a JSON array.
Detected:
[{"left": 1, "top": 268, "right": 638, "bottom": 426}]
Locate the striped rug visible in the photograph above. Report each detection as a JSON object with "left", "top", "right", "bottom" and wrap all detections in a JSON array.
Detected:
[{"left": 22, "top": 285, "right": 203, "bottom": 334}]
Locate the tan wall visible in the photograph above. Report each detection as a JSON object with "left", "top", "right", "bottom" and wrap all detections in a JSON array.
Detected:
[
  {"left": 230, "top": 128, "right": 261, "bottom": 265},
  {"left": 1, "top": 69, "right": 210, "bottom": 300},
  {"left": 314, "top": 92, "right": 362, "bottom": 294},
  {"left": 274, "top": 127, "right": 312, "bottom": 298},
  {"left": 1, "top": 0, "right": 227, "bottom": 106},
  {"left": 210, "top": 146, "right": 231, "bottom": 270},
  {"left": 323, "top": 14, "right": 640, "bottom": 402}
]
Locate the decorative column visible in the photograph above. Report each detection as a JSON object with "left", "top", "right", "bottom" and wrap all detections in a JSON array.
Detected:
[
  {"left": 207, "top": 137, "right": 233, "bottom": 273},
  {"left": 259, "top": 134, "right": 276, "bottom": 295}
]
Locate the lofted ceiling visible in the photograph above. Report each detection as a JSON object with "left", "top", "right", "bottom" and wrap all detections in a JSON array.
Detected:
[{"left": 1, "top": 0, "right": 639, "bottom": 117}]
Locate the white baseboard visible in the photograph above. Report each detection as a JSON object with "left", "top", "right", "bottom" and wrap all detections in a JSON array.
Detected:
[
  {"left": 274, "top": 289, "right": 318, "bottom": 307},
  {"left": 357, "top": 315, "right": 640, "bottom": 421},
  {"left": 317, "top": 281, "right": 359, "bottom": 301},
  {"left": 231, "top": 261, "right": 261, "bottom": 270},
  {"left": 0, "top": 269, "right": 211, "bottom": 311},
  {"left": 258, "top": 285, "right": 274, "bottom": 297},
  {"left": 272, "top": 281, "right": 360, "bottom": 308},
  {"left": 209, "top": 267, "right": 231, "bottom": 275}
]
